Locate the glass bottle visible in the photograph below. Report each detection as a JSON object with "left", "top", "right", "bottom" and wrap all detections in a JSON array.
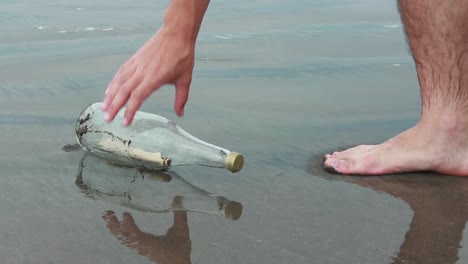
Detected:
[
  {"left": 75, "top": 153, "right": 243, "bottom": 221},
  {"left": 75, "top": 103, "right": 244, "bottom": 173}
]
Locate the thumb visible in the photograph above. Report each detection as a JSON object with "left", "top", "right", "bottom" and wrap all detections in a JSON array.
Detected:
[{"left": 174, "top": 78, "right": 191, "bottom": 117}]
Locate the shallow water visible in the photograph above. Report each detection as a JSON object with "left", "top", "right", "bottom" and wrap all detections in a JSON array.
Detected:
[{"left": 1, "top": 0, "right": 467, "bottom": 263}]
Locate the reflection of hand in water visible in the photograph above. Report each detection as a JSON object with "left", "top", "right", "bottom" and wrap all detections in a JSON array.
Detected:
[
  {"left": 102, "top": 210, "right": 191, "bottom": 264},
  {"left": 76, "top": 153, "right": 242, "bottom": 263}
]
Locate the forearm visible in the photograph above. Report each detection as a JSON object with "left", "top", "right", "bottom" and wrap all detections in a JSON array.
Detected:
[{"left": 163, "top": 0, "right": 210, "bottom": 43}]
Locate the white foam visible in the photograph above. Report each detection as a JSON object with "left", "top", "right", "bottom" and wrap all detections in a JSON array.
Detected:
[
  {"left": 392, "top": 64, "right": 401, "bottom": 67},
  {"left": 58, "top": 30, "right": 68, "bottom": 34},
  {"left": 384, "top": 24, "right": 401, "bottom": 28},
  {"left": 225, "top": 33, "right": 240, "bottom": 38},
  {"left": 84, "top": 27, "right": 96, "bottom": 31},
  {"left": 36, "top": 25, "right": 47, "bottom": 30},
  {"left": 214, "top": 34, "right": 232, "bottom": 40},
  {"left": 102, "top": 28, "right": 114, "bottom": 31},
  {"left": 75, "top": 7, "right": 84, "bottom": 11}
]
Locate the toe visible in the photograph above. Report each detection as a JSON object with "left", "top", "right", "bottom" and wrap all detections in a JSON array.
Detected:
[
  {"left": 324, "top": 157, "right": 356, "bottom": 174},
  {"left": 323, "top": 154, "right": 333, "bottom": 162},
  {"left": 332, "top": 145, "right": 376, "bottom": 159},
  {"left": 324, "top": 155, "right": 381, "bottom": 175}
]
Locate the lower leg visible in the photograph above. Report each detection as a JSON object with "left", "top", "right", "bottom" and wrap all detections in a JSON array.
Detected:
[{"left": 323, "top": 0, "right": 468, "bottom": 176}]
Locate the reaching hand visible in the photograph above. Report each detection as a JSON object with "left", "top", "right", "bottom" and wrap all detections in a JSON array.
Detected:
[{"left": 102, "top": 26, "right": 195, "bottom": 126}]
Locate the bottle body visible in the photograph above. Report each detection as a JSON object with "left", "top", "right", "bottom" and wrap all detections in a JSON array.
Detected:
[
  {"left": 75, "top": 103, "right": 243, "bottom": 173},
  {"left": 75, "top": 154, "right": 243, "bottom": 220}
]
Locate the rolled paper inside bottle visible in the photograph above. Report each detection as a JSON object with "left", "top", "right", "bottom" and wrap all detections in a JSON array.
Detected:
[
  {"left": 225, "top": 152, "right": 244, "bottom": 173},
  {"left": 97, "top": 138, "right": 171, "bottom": 167},
  {"left": 128, "top": 148, "right": 171, "bottom": 167}
]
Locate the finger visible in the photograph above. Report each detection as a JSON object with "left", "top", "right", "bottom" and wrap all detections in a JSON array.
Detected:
[
  {"left": 103, "top": 59, "right": 137, "bottom": 111},
  {"left": 102, "top": 76, "right": 118, "bottom": 111},
  {"left": 171, "top": 195, "right": 184, "bottom": 208},
  {"left": 102, "top": 211, "right": 122, "bottom": 237},
  {"left": 104, "top": 76, "right": 115, "bottom": 100},
  {"left": 122, "top": 212, "right": 141, "bottom": 234},
  {"left": 123, "top": 78, "right": 162, "bottom": 126},
  {"left": 102, "top": 210, "right": 116, "bottom": 220},
  {"left": 105, "top": 91, "right": 130, "bottom": 123},
  {"left": 173, "top": 211, "right": 189, "bottom": 230},
  {"left": 106, "top": 74, "right": 143, "bottom": 123},
  {"left": 174, "top": 78, "right": 191, "bottom": 117}
]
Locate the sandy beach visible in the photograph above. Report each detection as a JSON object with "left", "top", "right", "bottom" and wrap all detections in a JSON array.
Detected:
[{"left": 0, "top": 0, "right": 466, "bottom": 263}]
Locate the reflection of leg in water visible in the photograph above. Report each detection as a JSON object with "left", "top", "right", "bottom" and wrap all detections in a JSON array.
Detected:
[
  {"left": 352, "top": 176, "right": 468, "bottom": 264},
  {"left": 323, "top": 0, "right": 468, "bottom": 176},
  {"left": 102, "top": 211, "right": 192, "bottom": 264}
]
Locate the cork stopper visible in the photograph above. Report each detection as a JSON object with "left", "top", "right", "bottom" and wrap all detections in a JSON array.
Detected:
[
  {"left": 225, "top": 152, "right": 244, "bottom": 173},
  {"left": 224, "top": 201, "right": 243, "bottom": 221}
]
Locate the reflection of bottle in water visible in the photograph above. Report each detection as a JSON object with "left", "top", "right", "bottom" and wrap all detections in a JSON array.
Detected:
[
  {"left": 75, "top": 103, "right": 244, "bottom": 173},
  {"left": 75, "top": 154, "right": 243, "bottom": 220}
]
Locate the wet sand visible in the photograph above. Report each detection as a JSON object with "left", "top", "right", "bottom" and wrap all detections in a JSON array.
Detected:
[{"left": 0, "top": 0, "right": 467, "bottom": 263}]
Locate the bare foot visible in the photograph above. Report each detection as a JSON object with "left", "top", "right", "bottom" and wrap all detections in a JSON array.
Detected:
[{"left": 323, "top": 117, "right": 468, "bottom": 176}]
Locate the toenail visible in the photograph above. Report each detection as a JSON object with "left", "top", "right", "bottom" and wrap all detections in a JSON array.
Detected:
[
  {"left": 331, "top": 159, "right": 340, "bottom": 168},
  {"left": 325, "top": 158, "right": 338, "bottom": 168}
]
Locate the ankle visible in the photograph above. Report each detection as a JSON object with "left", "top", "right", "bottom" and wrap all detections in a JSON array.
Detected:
[{"left": 420, "top": 108, "right": 468, "bottom": 135}]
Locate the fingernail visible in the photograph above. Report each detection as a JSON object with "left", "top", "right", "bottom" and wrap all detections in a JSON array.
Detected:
[
  {"left": 105, "top": 112, "right": 111, "bottom": 122},
  {"left": 122, "top": 117, "right": 129, "bottom": 127},
  {"left": 101, "top": 101, "right": 108, "bottom": 110}
]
